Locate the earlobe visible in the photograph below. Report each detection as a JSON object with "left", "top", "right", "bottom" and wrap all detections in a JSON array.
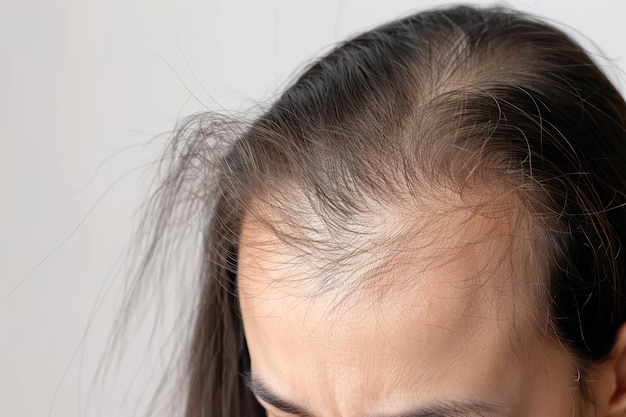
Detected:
[{"left": 604, "top": 323, "right": 626, "bottom": 416}]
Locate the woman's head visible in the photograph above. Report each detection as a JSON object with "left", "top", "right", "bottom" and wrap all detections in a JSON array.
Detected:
[{"left": 153, "top": 5, "right": 626, "bottom": 416}]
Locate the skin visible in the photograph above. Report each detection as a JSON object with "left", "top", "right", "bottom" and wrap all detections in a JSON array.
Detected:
[{"left": 237, "top": 203, "right": 616, "bottom": 417}]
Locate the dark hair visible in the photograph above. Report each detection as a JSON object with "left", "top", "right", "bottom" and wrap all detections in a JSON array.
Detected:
[{"left": 136, "top": 5, "right": 626, "bottom": 416}]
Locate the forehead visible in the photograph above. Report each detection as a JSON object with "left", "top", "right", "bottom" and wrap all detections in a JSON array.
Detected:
[{"left": 237, "top": 203, "right": 546, "bottom": 415}]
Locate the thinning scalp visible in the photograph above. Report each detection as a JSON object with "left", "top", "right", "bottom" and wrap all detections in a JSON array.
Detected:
[
  {"left": 227, "top": 5, "right": 626, "bottom": 404},
  {"left": 234, "top": 16, "right": 570, "bottom": 301}
]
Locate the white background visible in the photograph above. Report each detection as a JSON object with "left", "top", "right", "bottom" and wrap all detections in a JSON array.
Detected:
[{"left": 2, "top": 1, "right": 626, "bottom": 416}]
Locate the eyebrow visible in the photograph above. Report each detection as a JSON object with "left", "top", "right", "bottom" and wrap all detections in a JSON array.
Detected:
[
  {"left": 241, "top": 372, "right": 499, "bottom": 417},
  {"left": 242, "top": 372, "right": 315, "bottom": 416}
]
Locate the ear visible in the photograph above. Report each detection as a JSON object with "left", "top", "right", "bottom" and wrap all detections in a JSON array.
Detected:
[{"left": 604, "top": 323, "right": 626, "bottom": 417}]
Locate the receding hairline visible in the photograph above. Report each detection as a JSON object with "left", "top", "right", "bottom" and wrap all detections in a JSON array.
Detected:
[
  {"left": 237, "top": 183, "right": 557, "bottom": 372},
  {"left": 239, "top": 180, "right": 550, "bottom": 312}
]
